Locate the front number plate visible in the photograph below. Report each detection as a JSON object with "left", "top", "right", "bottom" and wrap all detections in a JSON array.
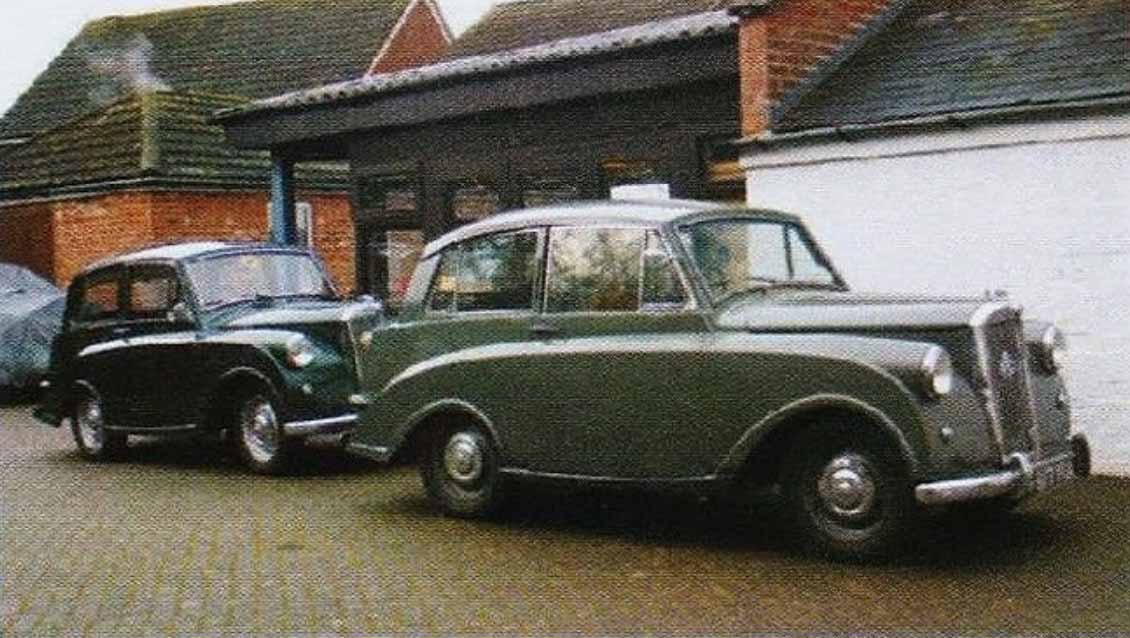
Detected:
[{"left": 1036, "top": 457, "right": 1075, "bottom": 492}]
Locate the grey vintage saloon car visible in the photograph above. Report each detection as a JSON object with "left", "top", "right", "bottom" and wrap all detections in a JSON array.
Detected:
[
  {"left": 36, "top": 242, "right": 382, "bottom": 474},
  {"left": 343, "top": 200, "right": 1091, "bottom": 559}
]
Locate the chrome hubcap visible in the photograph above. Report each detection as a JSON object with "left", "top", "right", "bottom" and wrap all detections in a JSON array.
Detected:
[
  {"left": 443, "top": 433, "right": 484, "bottom": 485},
  {"left": 241, "top": 399, "right": 279, "bottom": 464},
  {"left": 76, "top": 397, "right": 104, "bottom": 453},
  {"left": 817, "top": 453, "right": 878, "bottom": 521}
]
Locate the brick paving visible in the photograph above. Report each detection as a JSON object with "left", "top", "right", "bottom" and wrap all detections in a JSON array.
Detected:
[{"left": 2, "top": 405, "right": 1129, "bottom": 637}]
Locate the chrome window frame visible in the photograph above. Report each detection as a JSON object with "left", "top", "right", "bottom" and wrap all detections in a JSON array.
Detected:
[
  {"left": 541, "top": 224, "right": 696, "bottom": 317},
  {"left": 423, "top": 228, "right": 545, "bottom": 318}
]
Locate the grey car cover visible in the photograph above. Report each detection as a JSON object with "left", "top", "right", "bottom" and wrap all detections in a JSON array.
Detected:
[{"left": 0, "top": 264, "right": 64, "bottom": 389}]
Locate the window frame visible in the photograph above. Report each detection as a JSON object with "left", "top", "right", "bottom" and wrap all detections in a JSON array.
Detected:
[
  {"left": 676, "top": 217, "right": 847, "bottom": 306},
  {"left": 70, "top": 266, "right": 126, "bottom": 327},
  {"left": 541, "top": 224, "right": 695, "bottom": 317},
  {"left": 124, "top": 262, "right": 183, "bottom": 324},
  {"left": 425, "top": 228, "right": 546, "bottom": 317}
]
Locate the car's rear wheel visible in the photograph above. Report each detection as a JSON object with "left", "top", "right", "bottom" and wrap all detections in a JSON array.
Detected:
[
  {"left": 71, "top": 392, "right": 127, "bottom": 461},
  {"left": 234, "top": 394, "right": 295, "bottom": 475},
  {"left": 421, "top": 422, "right": 505, "bottom": 518},
  {"left": 783, "top": 426, "right": 914, "bottom": 561}
]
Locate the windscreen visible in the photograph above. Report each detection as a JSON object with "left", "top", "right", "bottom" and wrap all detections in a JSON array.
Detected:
[{"left": 186, "top": 252, "right": 335, "bottom": 309}]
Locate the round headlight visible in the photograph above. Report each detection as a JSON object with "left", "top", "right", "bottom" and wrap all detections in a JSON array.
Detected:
[
  {"left": 1041, "top": 325, "right": 1067, "bottom": 372},
  {"left": 921, "top": 346, "right": 954, "bottom": 399},
  {"left": 285, "top": 335, "right": 315, "bottom": 369}
]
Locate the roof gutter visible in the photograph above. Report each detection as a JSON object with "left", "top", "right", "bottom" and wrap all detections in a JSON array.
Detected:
[{"left": 737, "top": 93, "right": 1130, "bottom": 151}]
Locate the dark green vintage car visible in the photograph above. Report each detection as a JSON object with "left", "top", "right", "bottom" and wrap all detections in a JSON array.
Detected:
[
  {"left": 344, "top": 200, "right": 1091, "bottom": 559},
  {"left": 35, "top": 243, "right": 383, "bottom": 474}
]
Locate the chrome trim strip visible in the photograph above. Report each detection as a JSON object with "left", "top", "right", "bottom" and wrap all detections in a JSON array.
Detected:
[
  {"left": 915, "top": 451, "right": 1075, "bottom": 506},
  {"left": 1016, "top": 324, "right": 1044, "bottom": 460},
  {"left": 500, "top": 468, "right": 720, "bottom": 485},
  {"left": 969, "top": 302, "right": 1012, "bottom": 462},
  {"left": 283, "top": 414, "right": 358, "bottom": 437},
  {"left": 104, "top": 424, "right": 200, "bottom": 434},
  {"left": 345, "top": 442, "right": 392, "bottom": 462}
]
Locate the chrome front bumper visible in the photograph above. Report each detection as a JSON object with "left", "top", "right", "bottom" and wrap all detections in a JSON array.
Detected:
[
  {"left": 283, "top": 414, "right": 359, "bottom": 437},
  {"left": 915, "top": 434, "right": 1091, "bottom": 506}
]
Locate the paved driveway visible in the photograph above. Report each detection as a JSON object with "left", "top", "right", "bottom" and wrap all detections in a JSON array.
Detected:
[{"left": 1, "top": 406, "right": 1128, "bottom": 637}]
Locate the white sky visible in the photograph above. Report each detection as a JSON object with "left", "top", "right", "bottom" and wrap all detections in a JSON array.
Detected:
[{"left": 0, "top": 0, "right": 500, "bottom": 118}]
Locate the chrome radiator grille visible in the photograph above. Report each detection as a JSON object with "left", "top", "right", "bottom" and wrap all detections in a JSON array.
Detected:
[{"left": 972, "top": 305, "right": 1039, "bottom": 457}]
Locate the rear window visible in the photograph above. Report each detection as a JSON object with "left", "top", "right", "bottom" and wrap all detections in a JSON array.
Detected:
[
  {"left": 128, "top": 266, "right": 179, "bottom": 319},
  {"left": 74, "top": 269, "right": 121, "bottom": 323}
]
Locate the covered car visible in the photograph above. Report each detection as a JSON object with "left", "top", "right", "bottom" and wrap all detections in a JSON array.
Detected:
[{"left": 0, "top": 264, "right": 64, "bottom": 390}]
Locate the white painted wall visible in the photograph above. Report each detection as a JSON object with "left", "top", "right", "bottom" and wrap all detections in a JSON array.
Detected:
[{"left": 743, "top": 115, "right": 1130, "bottom": 472}]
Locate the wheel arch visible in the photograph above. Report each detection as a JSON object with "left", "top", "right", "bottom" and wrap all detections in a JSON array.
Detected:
[
  {"left": 719, "top": 394, "right": 923, "bottom": 485},
  {"left": 65, "top": 379, "right": 102, "bottom": 414},
  {"left": 395, "top": 399, "right": 503, "bottom": 465},
  {"left": 204, "top": 366, "right": 282, "bottom": 431}
]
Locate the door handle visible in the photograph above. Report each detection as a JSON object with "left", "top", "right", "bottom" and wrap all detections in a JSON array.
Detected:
[{"left": 529, "top": 323, "right": 560, "bottom": 338}]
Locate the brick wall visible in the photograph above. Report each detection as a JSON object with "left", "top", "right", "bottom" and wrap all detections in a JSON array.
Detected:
[
  {"left": 369, "top": 0, "right": 450, "bottom": 75},
  {"left": 734, "top": 0, "right": 893, "bottom": 136},
  {"left": 149, "top": 190, "right": 356, "bottom": 291},
  {"left": 53, "top": 192, "right": 156, "bottom": 285},
  {"left": 0, "top": 200, "right": 56, "bottom": 282},
  {"left": 1, "top": 189, "right": 356, "bottom": 291}
]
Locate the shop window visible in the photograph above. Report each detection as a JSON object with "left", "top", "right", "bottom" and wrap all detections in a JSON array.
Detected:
[
  {"left": 523, "top": 179, "right": 581, "bottom": 208},
  {"left": 450, "top": 183, "right": 500, "bottom": 221},
  {"left": 365, "top": 229, "right": 426, "bottom": 311},
  {"left": 358, "top": 174, "right": 417, "bottom": 215}
]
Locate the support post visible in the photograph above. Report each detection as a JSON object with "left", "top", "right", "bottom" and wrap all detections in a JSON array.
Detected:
[{"left": 270, "top": 154, "right": 297, "bottom": 245}]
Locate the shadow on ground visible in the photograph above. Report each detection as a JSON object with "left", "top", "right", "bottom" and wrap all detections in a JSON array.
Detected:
[
  {"left": 381, "top": 475, "right": 1099, "bottom": 570},
  {"left": 44, "top": 434, "right": 381, "bottom": 478}
]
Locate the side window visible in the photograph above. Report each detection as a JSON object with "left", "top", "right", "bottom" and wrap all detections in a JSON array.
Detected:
[
  {"left": 546, "top": 228, "right": 644, "bottom": 313},
  {"left": 75, "top": 269, "right": 122, "bottom": 323},
  {"left": 428, "top": 231, "right": 539, "bottom": 313},
  {"left": 128, "top": 266, "right": 179, "bottom": 320},
  {"left": 641, "top": 231, "right": 688, "bottom": 309}
]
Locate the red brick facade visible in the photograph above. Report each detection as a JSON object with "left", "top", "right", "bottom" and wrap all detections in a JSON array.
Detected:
[
  {"left": 0, "top": 190, "right": 356, "bottom": 291},
  {"left": 369, "top": 0, "right": 451, "bottom": 75},
  {"left": 736, "top": 0, "right": 893, "bottom": 136}
]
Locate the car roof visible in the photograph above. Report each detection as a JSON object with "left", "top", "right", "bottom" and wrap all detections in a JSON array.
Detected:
[
  {"left": 424, "top": 199, "right": 803, "bottom": 257},
  {"left": 78, "top": 241, "right": 311, "bottom": 276}
]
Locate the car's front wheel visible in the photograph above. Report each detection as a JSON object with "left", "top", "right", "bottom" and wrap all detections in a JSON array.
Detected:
[
  {"left": 71, "top": 392, "right": 127, "bottom": 461},
  {"left": 784, "top": 426, "right": 914, "bottom": 561},
  {"left": 421, "top": 422, "right": 505, "bottom": 518},
  {"left": 234, "top": 394, "right": 295, "bottom": 475}
]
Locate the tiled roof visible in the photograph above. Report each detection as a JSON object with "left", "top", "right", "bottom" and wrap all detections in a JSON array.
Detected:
[
  {"left": 0, "top": 0, "right": 411, "bottom": 140},
  {"left": 219, "top": 10, "right": 739, "bottom": 119},
  {"left": 776, "top": 0, "right": 1130, "bottom": 132},
  {"left": 0, "top": 91, "right": 346, "bottom": 196},
  {"left": 448, "top": 0, "right": 732, "bottom": 58}
]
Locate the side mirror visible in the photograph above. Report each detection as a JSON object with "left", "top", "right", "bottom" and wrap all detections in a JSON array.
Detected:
[{"left": 167, "top": 302, "right": 195, "bottom": 325}]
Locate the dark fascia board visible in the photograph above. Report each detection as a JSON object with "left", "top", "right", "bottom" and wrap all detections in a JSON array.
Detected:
[
  {"left": 221, "top": 35, "right": 738, "bottom": 152},
  {"left": 737, "top": 94, "right": 1130, "bottom": 151}
]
